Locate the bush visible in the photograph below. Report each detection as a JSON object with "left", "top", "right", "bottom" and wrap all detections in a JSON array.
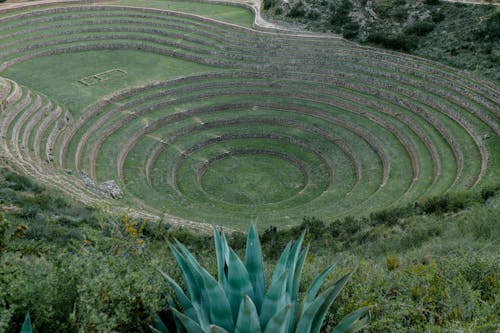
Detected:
[
  {"left": 404, "top": 21, "right": 435, "bottom": 36},
  {"left": 431, "top": 11, "right": 445, "bottom": 23},
  {"left": 287, "top": 1, "right": 306, "bottom": 18},
  {"left": 367, "top": 33, "right": 418, "bottom": 52},
  {"left": 416, "top": 192, "right": 474, "bottom": 215},
  {"left": 4, "top": 172, "right": 43, "bottom": 193},
  {"left": 262, "top": 0, "right": 276, "bottom": 10},
  {"left": 330, "top": 0, "right": 352, "bottom": 25},
  {"left": 342, "top": 21, "right": 360, "bottom": 38}
]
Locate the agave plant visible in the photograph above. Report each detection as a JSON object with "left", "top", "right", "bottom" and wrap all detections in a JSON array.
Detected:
[
  {"left": 154, "top": 225, "right": 369, "bottom": 333},
  {"left": 20, "top": 312, "right": 32, "bottom": 333}
]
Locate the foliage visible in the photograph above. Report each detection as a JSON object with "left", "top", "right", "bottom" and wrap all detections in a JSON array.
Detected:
[
  {"left": 0, "top": 168, "right": 498, "bottom": 332},
  {"left": 366, "top": 33, "right": 417, "bottom": 52},
  {"left": 156, "top": 225, "right": 370, "bottom": 333},
  {"left": 263, "top": 0, "right": 500, "bottom": 82}
]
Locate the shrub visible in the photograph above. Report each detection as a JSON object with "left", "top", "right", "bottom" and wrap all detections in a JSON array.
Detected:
[
  {"left": 262, "top": 0, "right": 277, "bottom": 10},
  {"left": 342, "top": 21, "right": 360, "bottom": 39},
  {"left": 330, "top": 0, "right": 352, "bottom": 26},
  {"left": 288, "top": 1, "right": 306, "bottom": 18},
  {"left": 404, "top": 21, "right": 435, "bottom": 36},
  {"left": 386, "top": 255, "right": 400, "bottom": 271},
  {"left": 367, "top": 33, "right": 417, "bottom": 52},
  {"left": 4, "top": 172, "right": 43, "bottom": 193},
  {"left": 155, "top": 225, "right": 370, "bottom": 332},
  {"left": 431, "top": 11, "right": 445, "bottom": 23}
]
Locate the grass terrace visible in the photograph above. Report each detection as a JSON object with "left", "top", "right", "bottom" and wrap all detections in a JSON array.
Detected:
[{"left": 0, "top": 0, "right": 498, "bottom": 230}]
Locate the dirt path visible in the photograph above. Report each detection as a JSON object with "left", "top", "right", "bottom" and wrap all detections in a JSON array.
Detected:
[{"left": 441, "top": 0, "right": 500, "bottom": 4}]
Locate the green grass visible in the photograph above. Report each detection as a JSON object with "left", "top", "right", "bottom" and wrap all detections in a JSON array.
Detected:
[
  {"left": 0, "top": 3, "right": 497, "bottom": 231},
  {"left": 3, "top": 50, "right": 220, "bottom": 113},
  {"left": 106, "top": 0, "right": 254, "bottom": 27},
  {"left": 200, "top": 154, "right": 306, "bottom": 205}
]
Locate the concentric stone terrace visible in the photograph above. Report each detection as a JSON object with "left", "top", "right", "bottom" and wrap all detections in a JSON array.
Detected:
[{"left": 0, "top": 3, "right": 498, "bottom": 229}]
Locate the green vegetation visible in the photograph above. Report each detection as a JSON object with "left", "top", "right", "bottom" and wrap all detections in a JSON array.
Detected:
[
  {"left": 0, "top": 168, "right": 498, "bottom": 332},
  {"left": 0, "top": 2, "right": 497, "bottom": 228},
  {"left": 264, "top": 0, "right": 500, "bottom": 82},
  {"left": 157, "top": 225, "right": 369, "bottom": 333},
  {"left": 0, "top": 1, "right": 498, "bottom": 331},
  {"left": 107, "top": 0, "right": 254, "bottom": 27},
  {"left": 3, "top": 51, "right": 218, "bottom": 112}
]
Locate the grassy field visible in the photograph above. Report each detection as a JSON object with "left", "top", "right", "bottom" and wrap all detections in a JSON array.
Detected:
[
  {"left": 0, "top": 1, "right": 498, "bottom": 332},
  {"left": 0, "top": 0, "right": 497, "bottom": 230},
  {"left": 3, "top": 50, "right": 219, "bottom": 112},
  {"left": 107, "top": 0, "right": 254, "bottom": 27}
]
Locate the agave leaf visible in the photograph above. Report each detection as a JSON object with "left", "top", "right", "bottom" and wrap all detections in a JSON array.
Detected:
[
  {"left": 214, "top": 227, "right": 228, "bottom": 287},
  {"left": 288, "top": 246, "right": 308, "bottom": 332},
  {"left": 159, "top": 270, "right": 197, "bottom": 321},
  {"left": 302, "top": 262, "right": 337, "bottom": 311},
  {"left": 167, "top": 296, "right": 187, "bottom": 333},
  {"left": 331, "top": 307, "right": 371, "bottom": 333},
  {"left": 262, "top": 304, "right": 291, "bottom": 333},
  {"left": 227, "top": 249, "right": 254, "bottom": 321},
  {"left": 171, "top": 308, "right": 205, "bottom": 333},
  {"left": 209, "top": 325, "right": 230, "bottom": 333},
  {"left": 199, "top": 268, "right": 234, "bottom": 332},
  {"left": 259, "top": 269, "right": 288, "bottom": 329},
  {"left": 296, "top": 273, "right": 351, "bottom": 333},
  {"left": 270, "top": 242, "right": 291, "bottom": 284},
  {"left": 169, "top": 245, "right": 210, "bottom": 329},
  {"left": 295, "top": 287, "right": 336, "bottom": 333},
  {"left": 310, "top": 273, "right": 352, "bottom": 333},
  {"left": 244, "top": 224, "right": 265, "bottom": 312},
  {"left": 235, "top": 295, "right": 262, "bottom": 333},
  {"left": 149, "top": 325, "right": 168, "bottom": 333},
  {"left": 175, "top": 239, "right": 207, "bottom": 274},
  {"left": 20, "top": 312, "right": 32, "bottom": 333},
  {"left": 151, "top": 313, "right": 171, "bottom": 333},
  {"left": 286, "top": 231, "right": 305, "bottom": 294}
]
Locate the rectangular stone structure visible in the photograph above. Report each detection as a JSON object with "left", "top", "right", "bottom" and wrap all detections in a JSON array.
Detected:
[{"left": 78, "top": 69, "right": 127, "bottom": 86}]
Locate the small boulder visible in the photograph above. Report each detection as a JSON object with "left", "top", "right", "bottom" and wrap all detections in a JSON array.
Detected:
[{"left": 99, "top": 180, "right": 122, "bottom": 199}]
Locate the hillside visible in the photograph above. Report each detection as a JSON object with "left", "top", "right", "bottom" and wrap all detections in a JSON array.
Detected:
[
  {"left": 0, "top": 167, "right": 498, "bottom": 332},
  {"left": 262, "top": 0, "right": 500, "bottom": 82},
  {"left": 0, "top": 0, "right": 498, "bottom": 331}
]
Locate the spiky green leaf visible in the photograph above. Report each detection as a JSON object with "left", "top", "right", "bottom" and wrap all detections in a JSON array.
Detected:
[
  {"left": 209, "top": 325, "right": 230, "bottom": 333},
  {"left": 288, "top": 246, "right": 309, "bottom": 332},
  {"left": 171, "top": 308, "right": 205, "bottom": 333},
  {"left": 159, "top": 270, "right": 197, "bottom": 321},
  {"left": 303, "top": 262, "right": 337, "bottom": 308},
  {"left": 296, "top": 273, "right": 351, "bottom": 333},
  {"left": 169, "top": 245, "right": 210, "bottom": 329},
  {"left": 214, "top": 227, "right": 228, "bottom": 286},
  {"left": 259, "top": 269, "right": 288, "bottom": 329},
  {"left": 310, "top": 273, "right": 352, "bottom": 333},
  {"left": 151, "top": 313, "right": 170, "bottom": 333},
  {"left": 199, "top": 269, "right": 234, "bottom": 332},
  {"left": 262, "top": 304, "right": 291, "bottom": 333},
  {"left": 244, "top": 224, "right": 265, "bottom": 312},
  {"left": 227, "top": 249, "right": 254, "bottom": 321},
  {"left": 331, "top": 307, "right": 371, "bottom": 333},
  {"left": 20, "top": 312, "right": 32, "bottom": 333},
  {"left": 149, "top": 325, "right": 168, "bottom": 333},
  {"left": 270, "top": 242, "right": 291, "bottom": 284},
  {"left": 235, "top": 295, "right": 262, "bottom": 333}
]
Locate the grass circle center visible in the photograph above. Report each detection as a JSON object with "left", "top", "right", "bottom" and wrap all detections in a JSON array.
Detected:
[{"left": 200, "top": 153, "right": 306, "bottom": 205}]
